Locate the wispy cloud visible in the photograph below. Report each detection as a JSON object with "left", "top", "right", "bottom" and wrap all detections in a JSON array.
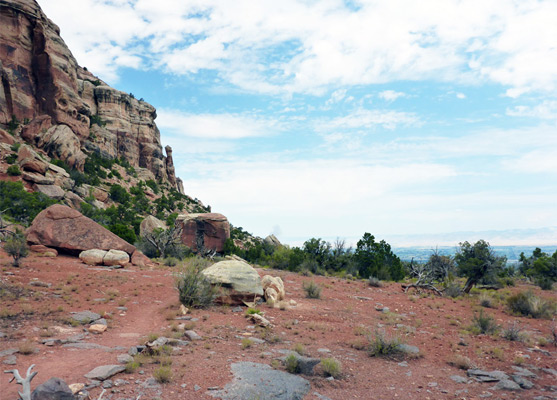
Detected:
[
  {"left": 378, "top": 90, "right": 407, "bottom": 102},
  {"left": 157, "top": 109, "right": 280, "bottom": 139},
  {"left": 43, "top": 0, "right": 557, "bottom": 95},
  {"left": 506, "top": 100, "right": 557, "bottom": 122},
  {"left": 318, "top": 108, "right": 421, "bottom": 131}
]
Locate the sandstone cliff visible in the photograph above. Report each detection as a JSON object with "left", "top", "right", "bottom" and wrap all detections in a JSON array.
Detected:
[{"left": 0, "top": 0, "right": 177, "bottom": 186}]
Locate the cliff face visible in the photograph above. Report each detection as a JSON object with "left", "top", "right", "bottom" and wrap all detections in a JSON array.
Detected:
[{"left": 0, "top": 0, "right": 175, "bottom": 185}]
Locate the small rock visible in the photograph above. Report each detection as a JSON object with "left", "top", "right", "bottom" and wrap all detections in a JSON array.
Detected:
[
  {"left": 512, "top": 366, "right": 537, "bottom": 378},
  {"left": 492, "top": 379, "right": 521, "bottom": 391},
  {"left": 180, "top": 304, "right": 189, "bottom": 315},
  {"left": 102, "top": 380, "right": 113, "bottom": 389},
  {"left": 511, "top": 375, "right": 534, "bottom": 389},
  {"left": 278, "top": 352, "right": 320, "bottom": 375},
  {"left": 94, "top": 318, "right": 107, "bottom": 326},
  {"left": 0, "top": 348, "right": 18, "bottom": 357},
  {"left": 117, "top": 354, "right": 133, "bottom": 364},
  {"left": 88, "top": 324, "right": 107, "bottom": 334},
  {"left": 397, "top": 361, "right": 409, "bottom": 367},
  {"left": 184, "top": 330, "right": 202, "bottom": 341},
  {"left": 450, "top": 375, "right": 468, "bottom": 384},
  {"left": 2, "top": 355, "right": 17, "bottom": 365},
  {"left": 71, "top": 311, "right": 101, "bottom": 324},
  {"left": 317, "top": 348, "right": 330, "bottom": 353},
  {"left": 84, "top": 365, "right": 126, "bottom": 381},
  {"left": 114, "top": 379, "right": 129, "bottom": 387},
  {"left": 398, "top": 344, "right": 420, "bottom": 355},
  {"left": 68, "top": 383, "right": 85, "bottom": 394},
  {"left": 232, "top": 306, "right": 243, "bottom": 313},
  {"left": 32, "top": 377, "right": 74, "bottom": 400},
  {"left": 194, "top": 385, "right": 201, "bottom": 392}
]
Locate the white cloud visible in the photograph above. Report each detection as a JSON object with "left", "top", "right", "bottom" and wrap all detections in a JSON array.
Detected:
[
  {"left": 156, "top": 109, "right": 279, "bottom": 139},
  {"left": 506, "top": 100, "right": 557, "bottom": 122},
  {"left": 378, "top": 90, "right": 407, "bottom": 102},
  {"left": 41, "top": 0, "right": 557, "bottom": 95},
  {"left": 456, "top": 92, "right": 466, "bottom": 99},
  {"left": 318, "top": 108, "right": 421, "bottom": 131}
]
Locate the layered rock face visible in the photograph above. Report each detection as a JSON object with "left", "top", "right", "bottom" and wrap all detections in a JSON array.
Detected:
[
  {"left": 0, "top": 0, "right": 177, "bottom": 186},
  {"left": 176, "top": 213, "right": 231, "bottom": 253}
]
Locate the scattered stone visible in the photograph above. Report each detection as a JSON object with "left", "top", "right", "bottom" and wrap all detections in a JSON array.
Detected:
[
  {"left": 142, "top": 377, "right": 160, "bottom": 388},
  {"left": 249, "top": 313, "right": 273, "bottom": 328},
  {"left": 232, "top": 306, "right": 243, "bottom": 313},
  {"left": 0, "top": 348, "right": 19, "bottom": 357},
  {"left": 492, "top": 379, "right": 521, "bottom": 391},
  {"left": 184, "top": 330, "right": 202, "bottom": 341},
  {"left": 114, "top": 379, "right": 129, "bottom": 386},
  {"left": 511, "top": 375, "right": 534, "bottom": 389},
  {"left": 63, "top": 343, "right": 110, "bottom": 351},
  {"left": 317, "top": 348, "right": 331, "bottom": 354},
  {"left": 208, "top": 362, "right": 310, "bottom": 400},
  {"left": 94, "top": 318, "right": 107, "bottom": 326},
  {"left": 398, "top": 344, "right": 420, "bottom": 355},
  {"left": 512, "top": 366, "right": 537, "bottom": 378},
  {"left": 29, "top": 280, "right": 52, "bottom": 287},
  {"left": 529, "top": 347, "right": 551, "bottom": 356},
  {"left": 88, "top": 324, "right": 107, "bottom": 334},
  {"left": 102, "top": 380, "right": 113, "bottom": 389},
  {"left": 117, "top": 354, "right": 134, "bottom": 364},
  {"left": 450, "top": 375, "right": 468, "bottom": 384},
  {"left": 428, "top": 382, "right": 438, "bottom": 387},
  {"left": 3, "top": 354, "right": 16, "bottom": 365},
  {"left": 84, "top": 365, "right": 126, "bottom": 381},
  {"left": 116, "top": 307, "right": 128, "bottom": 311},
  {"left": 467, "top": 369, "right": 509, "bottom": 382},
  {"left": 542, "top": 368, "right": 557, "bottom": 376},
  {"left": 397, "top": 361, "right": 409, "bottom": 367},
  {"left": 194, "top": 385, "right": 201, "bottom": 392},
  {"left": 68, "top": 383, "right": 85, "bottom": 394},
  {"left": 31, "top": 377, "right": 75, "bottom": 400},
  {"left": 278, "top": 352, "right": 320, "bottom": 376},
  {"left": 70, "top": 311, "right": 101, "bottom": 324}
]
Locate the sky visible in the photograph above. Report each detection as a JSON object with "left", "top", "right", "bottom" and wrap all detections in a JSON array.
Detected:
[{"left": 40, "top": 0, "right": 557, "bottom": 247}]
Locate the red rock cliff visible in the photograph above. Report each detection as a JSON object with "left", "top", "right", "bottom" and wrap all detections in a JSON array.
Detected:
[{"left": 0, "top": 0, "right": 177, "bottom": 186}]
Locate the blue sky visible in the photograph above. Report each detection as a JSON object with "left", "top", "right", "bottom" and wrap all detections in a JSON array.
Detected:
[{"left": 40, "top": 0, "right": 557, "bottom": 246}]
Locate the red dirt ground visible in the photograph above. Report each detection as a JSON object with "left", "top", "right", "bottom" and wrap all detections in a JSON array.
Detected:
[{"left": 1, "top": 250, "right": 555, "bottom": 400}]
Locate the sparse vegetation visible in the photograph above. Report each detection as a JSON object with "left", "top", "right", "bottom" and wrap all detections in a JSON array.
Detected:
[
  {"left": 175, "top": 257, "right": 217, "bottom": 308},
  {"left": 285, "top": 354, "right": 300, "bottom": 373},
  {"left": 153, "top": 366, "right": 172, "bottom": 383},
  {"left": 368, "top": 276, "right": 383, "bottom": 287},
  {"left": 320, "top": 357, "right": 342, "bottom": 379},
  {"left": 367, "top": 331, "right": 403, "bottom": 358},
  {"left": 302, "top": 281, "right": 321, "bottom": 299},
  {"left": 507, "top": 291, "right": 556, "bottom": 319},
  {"left": 3, "top": 233, "right": 29, "bottom": 267},
  {"left": 501, "top": 321, "right": 523, "bottom": 341},
  {"left": 7, "top": 165, "right": 21, "bottom": 176},
  {"left": 470, "top": 309, "right": 499, "bottom": 335},
  {"left": 447, "top": 354, "right": 474, "bottom": 370}
]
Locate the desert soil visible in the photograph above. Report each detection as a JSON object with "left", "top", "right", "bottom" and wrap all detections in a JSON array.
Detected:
[{"left": 0, "top": 250, "right": 555, "bottom": 400}]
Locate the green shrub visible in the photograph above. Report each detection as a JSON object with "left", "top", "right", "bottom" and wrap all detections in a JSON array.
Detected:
[
  {"left": 470, "top": 309, "right": 498, "bottom": 334},
  {"left": 507, "top": 291, "right": 556, "bottom": 319},
  {"left": 501, "top": 322, "right": 523, "bottom": 341},
  {"left": 7, "top": 165, "right": 21, "bottom": 176},
  {"left": 5, "top": 153, "right": 17, "bottom": 164},
  {"left": 320, "top": 357, "right": 342, "bottom": 379},
  {"left": 443, "top": 282, "right": 462, "bottom": 298},
  {"left": 0, "top": 181, "right": 57, "bottom": 225},
  {"left": 175, "top": 258, "right": 217, "bottom": 308},
  {"left": 153, "top": 366, "right": 172, "bottom": 383},
  {"left": 10, "top": 143, "right": 21, "bottom": 152},
  {"left": 245, "top": 307, "right": 262, "bottom": 315},
  {"left": 89, "top": 114, "right": 106, "bottom": 127},
  {"left": 302, "top": 281, "right": 321, "bottom": 299},
  {"left": 368, "top": 276, "right": 383, "bottom": 287},
  {"left": 3, "top": 233, "right": 29, "bottom": 267},
  {"left": 479, "top": 292, "right": 495, "bottom": 308},
  {"left": 367, "top": 331, "right": 403, "bottom": 358},
  {"left": 536, "top": 277, "right": 554, "bottom": 291},
  {"left": 284, "top": 354, "right": 300, "bottom": 373},
  {"left": 164, "top": 257, "right": 179, "bottom": 267},
  {"left": 125, "top": 360, "right": 140, "bottom": 373},
  {"left": 241, "top": 338, "right": 253, "bottom": 349},
  {"left": 109, "top": 184, "right": 130, "bottom": 204}
]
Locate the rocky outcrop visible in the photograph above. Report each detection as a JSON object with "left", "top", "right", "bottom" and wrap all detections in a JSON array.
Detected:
[
  {"left": 176, "top": 213, "right": 230, "bottom": 253},
  {"left": 0, "top": 0, "right": 178, "bottom": 187},
  {"left": 139, "top": 215, "right": 166, "bottom": 237},
  {"left": 26, "top": 204, "right": 135, "bottom": 255},
  {"left": 264, "top": 234, "right": 282, "bottom": 247},
  {"left": 201, "top": 259, "right": 263, "bottom": 305}
]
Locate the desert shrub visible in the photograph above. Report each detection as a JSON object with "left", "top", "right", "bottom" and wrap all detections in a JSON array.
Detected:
[
  {"left": 109, "top": 184, "right": 130, "bottom": 204},
  {"left": 175, "top": 258, "right": 217, "bottom": 308},
  {"left": 164, "top": 257, "right": 179, "bottom": 267},
  {"left": 5, "top": 153, "right": 17, "bottom": 164},
  {"left": 245, "top": 307, "right": 262, "bottom": 315},
  {"left": 153, "top": 366, "right": 172, "bottom": 383},
  {"left": 367, "top": 331, "right": 403, "bottom": 358},
  {"left": 447, "top": 354, "right": 474, "bottom": 370},
  {"left": 443, "top": 281, "right": 462, "bottom": 298},
  {"left": 10, "top": 142, "right": 21, "bottom": 152},
  {"left": 7, "top": 165, "right": 21, "bottom": 176},
  {"left": 536, "top": 277, "right": 554, "bottom": 291},
  {"left": 320, "top": 357, "right": 342, "bottom": 379},
  {"left": 285, "top": 354, "right": 300, "bottom": 373},
  {"left": 125, "top": 360, "right": 140, "bottom": 373},
  {"left": 479, "top": 292, "right": 495, "bottom": 308},
  {"left": 507, "top": 291, "right": 556, "bottom": 319},
  {"left": 17, "top": 341, "right": 36, "bottom": 355},
  {"left": 89, "top": 114, "right": 106, "bottom": 127},
  {"left": 470, "top": 309, "right": 498, "bottom": 334},
  {"left": 241, "top": 338, "right": 253, "bottom": 349},
  {"left": 3, "top": 233, "right": 29, "bottom": 267},
  {"left": 292, "top": 343, "right": 305, "bottom": 355},
  {"left": 501, "top": 321, "right": 523, "bottom": 341},
  {"left": 456, "top": 240, "right": 506, "bottom": 293},
  {"left": 368, "top": 276, "right": 383, "bottom": 287},
  {"left": 302, "top": 281, "right": 321, "bottom": 299}
]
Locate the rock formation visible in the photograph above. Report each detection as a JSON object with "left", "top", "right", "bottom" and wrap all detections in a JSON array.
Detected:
[
  {"left": 176, "top": 213, "right": 230, "bottom": 253},
  {"left": 0, "top": 0, "right": 178, "bottom": 187},
  {"left": 201, "top": 259, "right": 263, "bottom": 305},
  {"left": 26, "top": 204, "right": 136, "bottom": 255}
]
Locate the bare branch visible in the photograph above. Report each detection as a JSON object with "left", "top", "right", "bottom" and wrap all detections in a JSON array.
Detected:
[{"left": 4, "top": 364, "right": 38, "bottom": 400}]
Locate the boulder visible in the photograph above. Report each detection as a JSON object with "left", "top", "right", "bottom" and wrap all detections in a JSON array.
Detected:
[
  {"left": 201, "top": 259, "right": 263, "bottom": 305},
  {"left": 22, "top": 171, "right": 55, "bottom": 185},
  {"left": 140, "top": 215, "right": 167, "bottom": 237},
  {"left": 31, "top": 377, "right": 75, "bottom": 400},
  {"left": 79, "top": 249, "right": 107, "bottom": 265},
  {"left": 264, "top": 234, "right": 282, "bottom": 247},
  {"left": 63, "top": 192, "right": 83, "bottom": 209},
  {"left": 84, "top": 365, "right": 125, "bottom": 381},
  {"left": 30, "top": 245, "right": 58, "bottom": 257},
  {"left": 26, "top": 205, "right": 135, "bottom": 255},
  {"left": 0, "top": 128, "right": 15, "bottom": 145},
  {"left": 103, "top": 249, "right": 129, "bottom": 266},
  {"left": 34, "top": 184, "right": 65, "bottom": 200},
  {"left": 17, "top": 145, "right": 50, "bottom": 174},
  {"left": 176, "top": 213, "right": 230, "bottom": 253},
  {"left": 88, "top": 324, "right": 107, "bottom": 334},
  {"left": 131, "top": 249, "right": 152, "bottom": 267},
  {"left": 261, "top": 275, "right": 285, "bottom": 303}
]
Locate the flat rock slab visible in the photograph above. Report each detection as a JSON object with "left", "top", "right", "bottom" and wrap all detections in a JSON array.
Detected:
[
  {"left": 84, "top": 365, "right": 125, "bottom": 381},
  {"left": 208, "top": 362, "right": 310, "bottom": 400},
  {"left": 70, "top": 311, "right": 101, "bottom": 324}
]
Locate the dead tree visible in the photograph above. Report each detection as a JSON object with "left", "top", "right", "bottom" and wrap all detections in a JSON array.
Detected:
[
  {"left": 401, "top": 259, "right": 444, "bottom": 296},
  {"left": 4, "top": 364, "right": 38, "bottom": 400},
  {"left": 142, "top": 225, "right": 183, "bottom": 258}
]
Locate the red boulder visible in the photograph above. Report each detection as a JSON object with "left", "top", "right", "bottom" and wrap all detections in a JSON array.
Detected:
[{"left": 176, "top": 213, "right": 230, "bottom": 253}]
